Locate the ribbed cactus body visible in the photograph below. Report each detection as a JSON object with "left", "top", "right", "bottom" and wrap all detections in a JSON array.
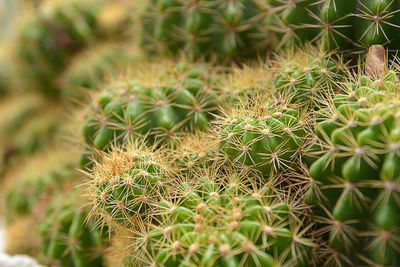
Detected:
[
  {"left": 140, "top": 0, "right": 266, "bottom": 59},
  {"left": 264, "top": 0, "right": 400, "bottom": 51},
  {"left": 141, "top": 0, "right": 400, "bottom": 56},
  {"left": 305, "top": 74, "right": 400, "bottom": 265},
  {"left": 80, "top": 63, "right": 218, "bottom": 167},
  {"left": 273, "top": 47, "right": 343, "bottom": 107},
  {"left": 218, "top": 100, "right": 309, "bottom": 176},
  {"left": 136, "top": 173, "right": 314, "bottom": 266}
]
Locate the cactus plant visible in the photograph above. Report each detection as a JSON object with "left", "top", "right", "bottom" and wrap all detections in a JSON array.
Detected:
[
  {"left": 133, "top": 169, "right": 315, "bottom": 266},
  {"left": 304, "top": 63, "right": 400, "bottom": 265},
  {"left": 140, "top": 0, "right": 267, "bottom": 59},
  {"left": 79, "top": 61, "right": 219, "bottom": 167},
  {"left": 86, "top": 141, "right": 173, "bottom": 228},
  {"left": 273, "top": 45, "right": 345, "bottom": 108},
  {"left": 140, "top": 1, "right": 400, "bottom": 57},
  {"left": 261, "top": 0, "right": 400, "bottom": 51},
  {"left": 217, "top": 95, "right": 311, "bottom": 177},
  {"left": 0, "top": 94, "right": 48, "bottom": 174}
]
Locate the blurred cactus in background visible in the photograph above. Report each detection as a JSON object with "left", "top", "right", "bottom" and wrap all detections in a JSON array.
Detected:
[{"left": 14, "top": 0, "right": 134, "bottom": 96}]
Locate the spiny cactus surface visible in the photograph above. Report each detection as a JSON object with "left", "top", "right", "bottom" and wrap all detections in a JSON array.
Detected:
[
  {"left": 304, "top": 67, "right": 400, "bottom": 265},
  {"left": 134, "top": 170, "right": 314, "bottom": 267},
  {"left": 140, "top": 0, "right": 267, "bottom": 59},
  {"left": 217, "top": 96, "right": 311, "bottom": 177},
  {"left": 273, "top": 46, "right": 345, "bottom": 108},
  {"left": 86, "top": 142, "right": 173, "bottom": 228},
  {"left": 80, "top": 62, "right": 218, "bottom": 167}
]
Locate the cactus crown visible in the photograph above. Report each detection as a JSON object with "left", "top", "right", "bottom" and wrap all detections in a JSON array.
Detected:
[{"left": 86, "top": 140, "right": 174, "bottom": 229}]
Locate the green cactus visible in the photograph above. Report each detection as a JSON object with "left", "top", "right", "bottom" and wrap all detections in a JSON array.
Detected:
[
  {"left": 304, "top": 70, "right": 400, "bottom": 265},
  {"left": 38, "top": 189, "right": 106, "bottom": 267},
  {"left": 140, "top": 0, "right": 267, "bottom": 59},
  {"left": 261, "top": 0, "right": 400, "bottom": 51},
  {"left": 87, "top": 141, "right": 173, "bottom": 228},
  {"left": 217, "top": 96, "right": 310, "bottom": 177},
  {"left": 79, "top": 61, "right": 218, "bottom": 167},
  {"left": 140, "top": 0, "right": 400, "bottom": 56},
  {"left": 273, "top": 45, "right": 345, "bottom": 108},
  {"left": 134, "top": 169, "right": 314, "bottom": 266}
]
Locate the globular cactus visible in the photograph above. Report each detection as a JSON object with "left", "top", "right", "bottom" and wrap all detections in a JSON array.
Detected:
[
  {"left": 261, "top": 0, "right": 400, "bottom": 51},
  {"left": 140, "top": 0, "right": 267, "bottom": 59},
  {"left": 0, "top": 94, "right": 45, "bottom": 174},
  {"left": 134, "top": 169, "right": 315, "bottom": 266},
  {"left": 140, "top": 1, "right": 400, "bottom": 56},
  {"left": 86, "top": 141, "right": 173, "bottom": 228},
  {"left": 79, "top": 61, "right": 219, "bottom": 167},
  {"left": 38, "top": 189, "right": 106, "bottom": 267},
  {"left": 273, "top": 45, "right": 345, "bottom": 108},
  {"left": 12, "top": 106, "right": 62, "bottom": 154},
  {"left": 304, "top": 67, "right": 400, "bottom": 265},
  {"left": 217, "top": 95, "right": 311, "bottom": 178}
]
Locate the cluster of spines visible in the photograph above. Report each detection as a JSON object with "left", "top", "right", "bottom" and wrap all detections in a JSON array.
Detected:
[
  {"left": 169, "top": 132, "right": 220, "bottom": 175},
  {"left": 216, "top": 95, "right": 311, "bottom": 178},
  {"left": 272, "top": 45, "right": 345, "bottom": 108},
  {"left": 263, "top": 0, "right": 400, "bottom": 51},
  {"left": 86, "top": 141, "right": 173, "bottom": 229},
  {"left": 133, "top": 169, "right": 315, "bottom": 267}
]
